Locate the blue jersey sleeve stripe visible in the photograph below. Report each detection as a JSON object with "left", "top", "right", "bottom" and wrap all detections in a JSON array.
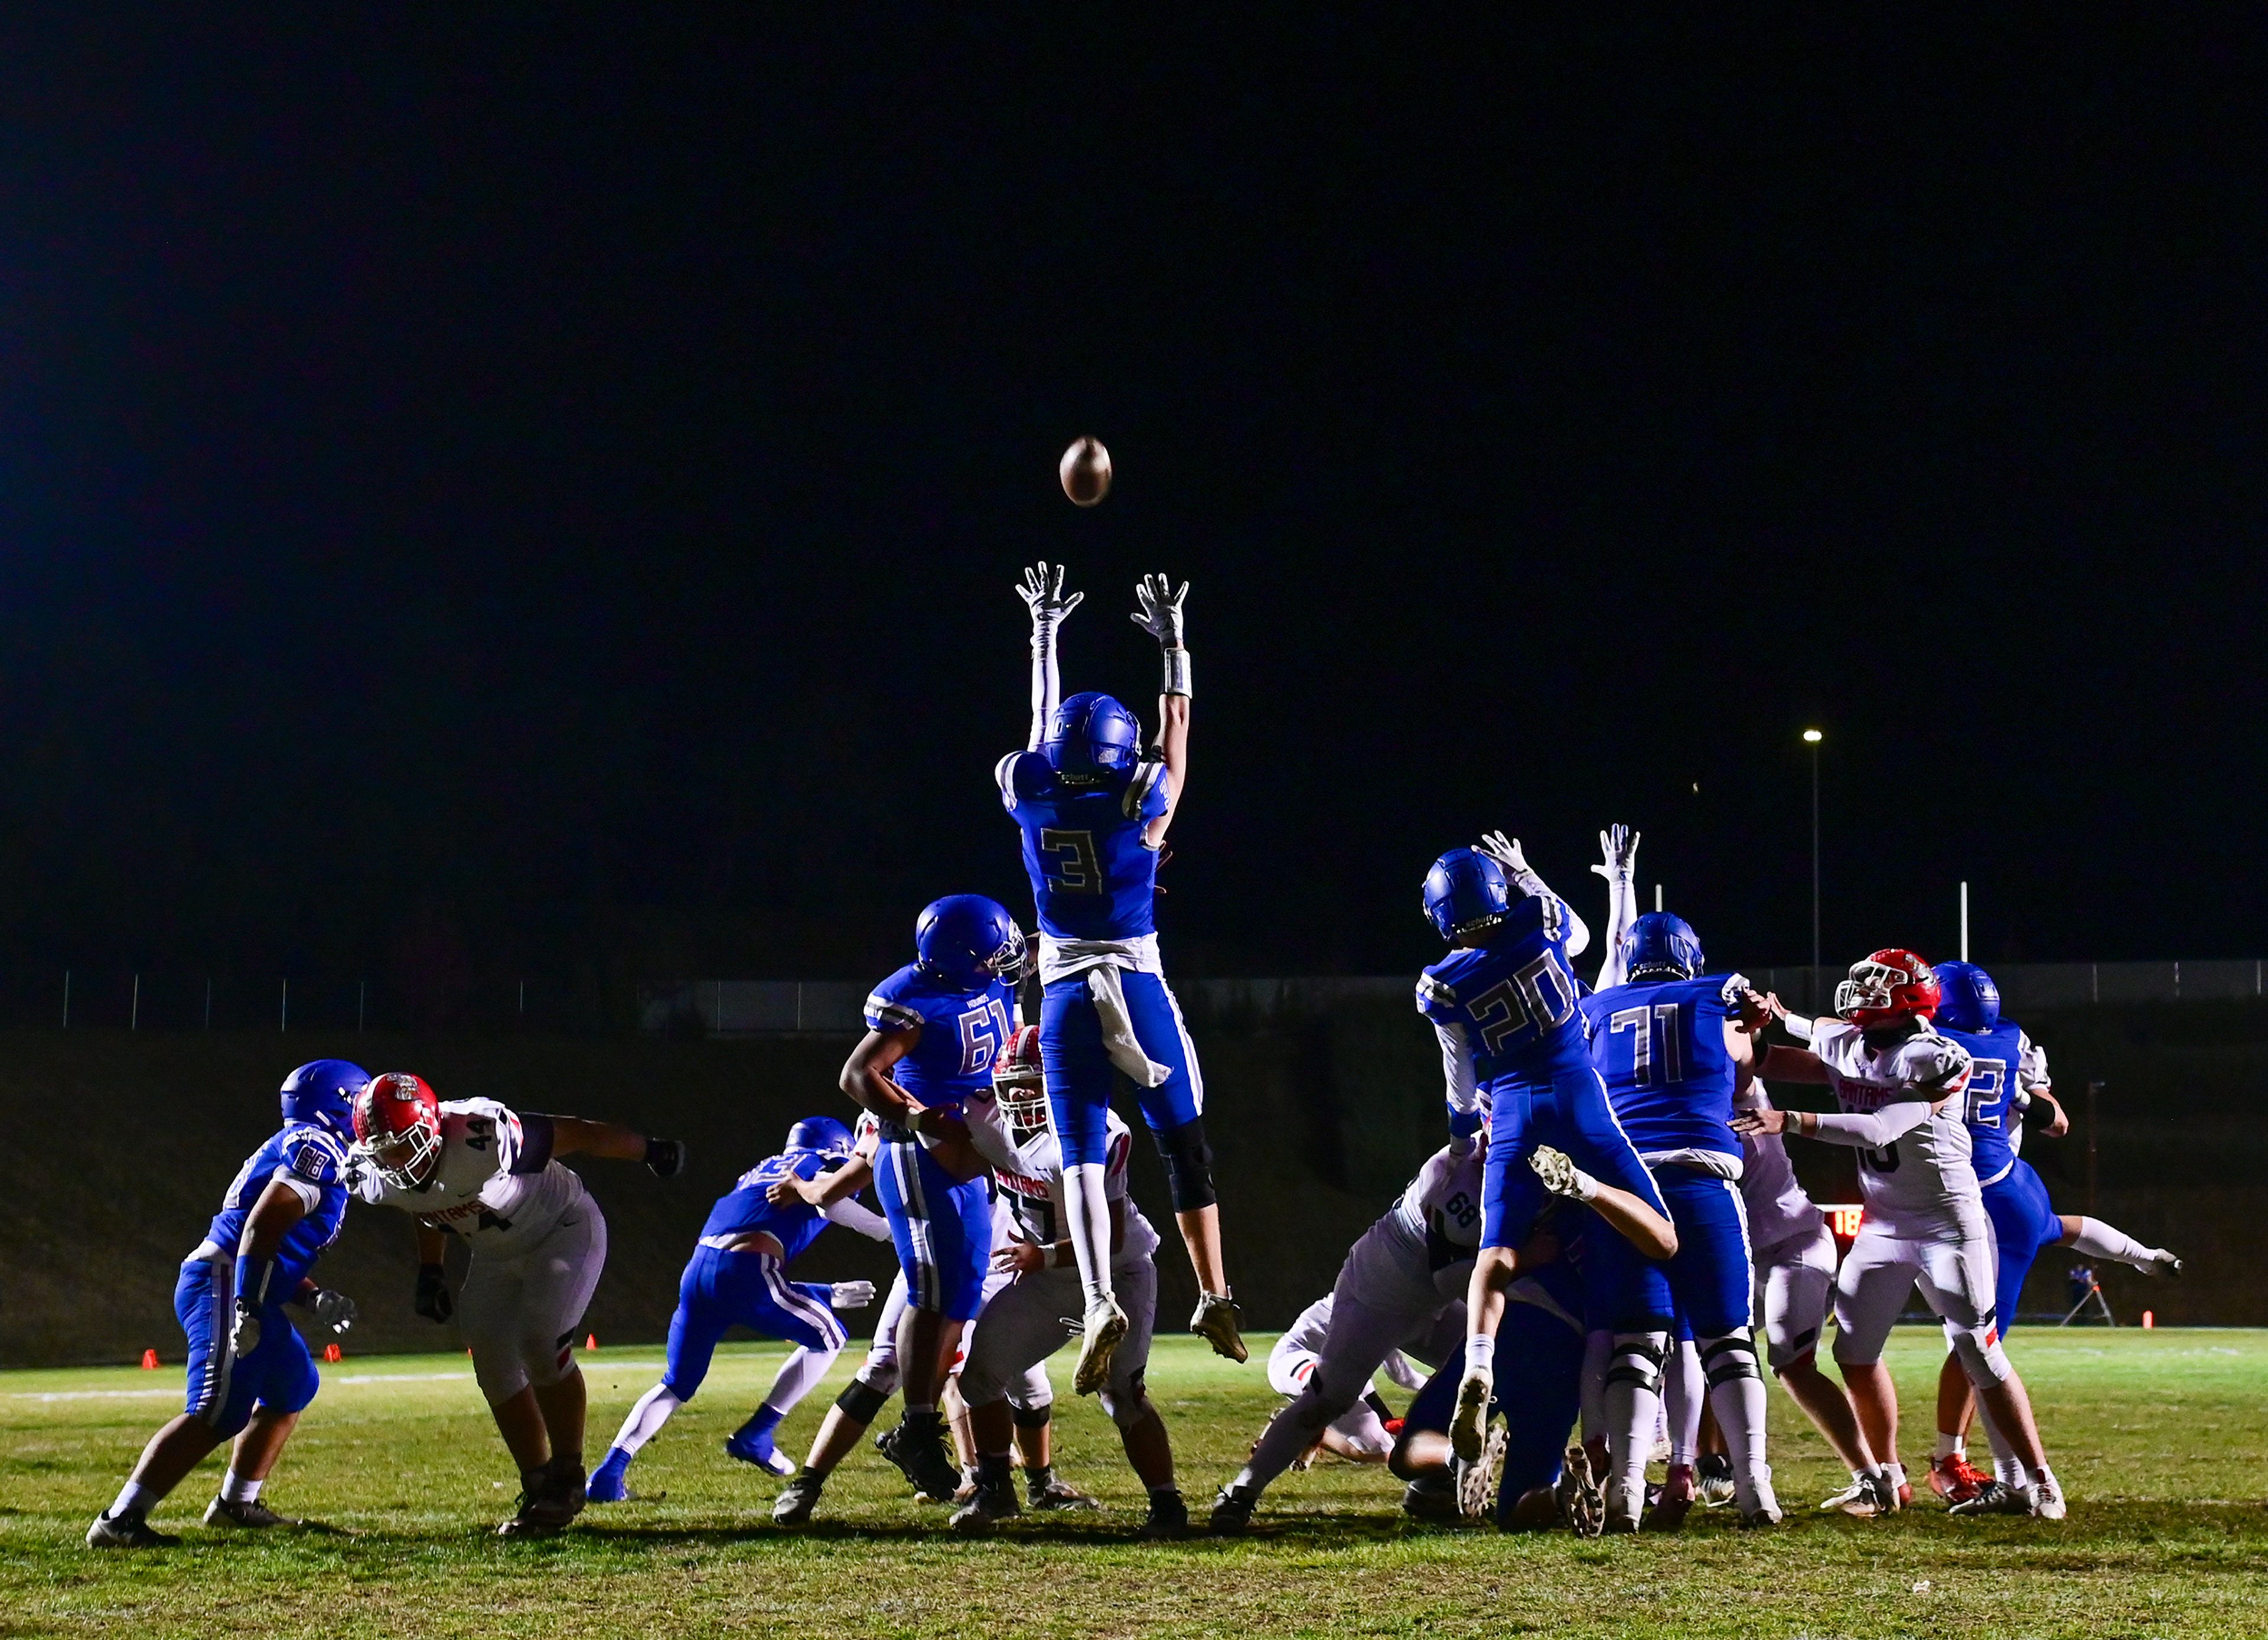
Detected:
[{"left": 865, "top": 995, "right": 923, "bottom": 1030}]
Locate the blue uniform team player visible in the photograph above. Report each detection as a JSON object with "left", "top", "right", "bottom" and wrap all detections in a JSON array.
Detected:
[
  {"left": 1418, "top": 832, "right": 1677, "bottom": 1467},
  {"left": 86, "top": 1061, "right": 367, "bottom": 1548},
  {"left": 996, "top": 562, "right": 1242, "bottom": 1398},
  {"left": 1923, "top": 959, "right": 2179, "bottom": 1505},
  {"left": 1583, "top": 891, "right": 1784, "bottom": 1530},
  {"left": 840, "top": 893, "right": 1025, "bottom": 1500},
  {"left": 588, "top": 1117, "right": 888, "bottom": 1502}
]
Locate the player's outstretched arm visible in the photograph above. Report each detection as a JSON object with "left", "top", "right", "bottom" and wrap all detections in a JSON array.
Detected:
[
  {"left": 1736, "top": 1098, "right": 1940, "bottom": 1148},
  {"left": 1131, "top": 572, "right": 1190, "bottom": 847},
  {"left": 1591, "top": 825, "right": 1640, "bottom": 988},
  {"left": 546, "top": 1117, "right": 687, "bottom": 1177},
  {"left": 1477, "top": 831, "right": 1591, "bottom": 956},
  {"left": 1018, "top": 561, "right": 1083, "bottom": 751}
]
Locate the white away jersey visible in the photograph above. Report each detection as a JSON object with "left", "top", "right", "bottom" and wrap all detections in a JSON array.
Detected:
[
  {"left": 1811, "top": 1020, "right": 1979, "bottom": 1235},
  {"left": 347, "top": 1098, "right": 586, "bottom": 1257},
  {"left": 1733, "top": 1082, "right": 1824, "bottom": 1252},
  {"left": 993, "top": 1109, "right": 1159, "bottom": 1271},
  {"left": 1391, "top": 1143, "right": 1487, "bottom": 1257}
]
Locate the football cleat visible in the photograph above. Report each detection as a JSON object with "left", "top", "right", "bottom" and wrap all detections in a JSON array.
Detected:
[
  {"left": 1696, "top": 1452, "right": 1736, "bottom": 1508},
  {"left": 86, "top": 1510, "right": 180, "bottom": 1550},
  {"left": 1603, "top": 1480, "right": 1643, "bottom": 1535},
  {"left": 1208, "top": 1483, "right": 1257, "bottom": 1537},
  {"left": 1554, "top": 1443, "right": 1605, "bottom": 1538},
  {"left": 1949, "top": 1479, "right": 2036, "bottom": 1517},
  {"left": 1527, "top": 1146, "right": 1586, "bottom": 1200},
  {"left": 1928, "top": 1452, "right": 1989, "bottom": 1506},
  {"left": 1738, "top": 1470, "right": 1784, "bottom": 1528},
  {"left": 723, "top": 1427, "right": 796, "bottom": 1477},
  {"left": 1644, "top": 1462, "right": 1696, "bottom": 1532},
  {"left": 949, "top": 1479, "right": 1021, "bottom": 1535},
  {"left": 1075, "top": 1297, "right": 1131, "bottom": 1394},
  {"left": 1400, "top": 1474, "right": 1462, "bottom": 1524},
  {"left": 1028, "top": 1473, "right": 1099, "bottom": 1511},
  {"left": 771, "top": 1473, "right": 824, "bottom": 1526},
  {"left": 1140, "top": 1489, "right": 1191, "bottom": 1540},
  {"left": 586, "top": 1450, "right": 634, "bottom": 1504},
  {"left": 203, "top": 1495, "right": 295, "bottom": 1530},
  {"left": 1460, "top": 1426, "right": 1508, "bottom": 1525},
  {"left": 876, "top": 1418, "right": 962, "bottom": 1504},
  {"left": 1448, "top": 1369, "right": 1493, "bottom": 1463},
  {"left": 498, "top": 1460, "right": 586, "bottom": 1537},
  {"left": 1820, "top": 1473, "right": 1902, "bottom": 1517},
  {"left": 2140, "top": 1250, "right": 2183, "bottom": 1279},
  {"left": 2034, "top": 1473, "right": 2068, "bottom": 1521},
  {"left": 1190, "top": 1292, "right": 1249, "bottom": 1364}
]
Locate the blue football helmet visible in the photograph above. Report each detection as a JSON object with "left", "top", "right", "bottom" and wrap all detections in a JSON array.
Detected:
[
  {"left": 915, "top": 894, "right": 1026, "bottom": 988},
  {"left": 1933, "top": 960, "right": 2001, "bottom": 1031},
  {"left": 280, "top": 1059, "right": 369, "bottom": 1137},
  {"left": 1625, "top": 912, "right": 1705, "bottom": 982},
  {"left": 786, "top": 1115, "right": 856, "bottom": 1161},
  {"left": 1042, "top": 691, "right": 1142, "bottom": 785},
  {"left": 1423, "top": 848, "right": 1512, "bottom": 941}
]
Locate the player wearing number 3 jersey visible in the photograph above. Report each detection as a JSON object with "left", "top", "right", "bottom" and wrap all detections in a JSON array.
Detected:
[{"left": 995, "top": 561, "right": 1241, "bottom": 1399}]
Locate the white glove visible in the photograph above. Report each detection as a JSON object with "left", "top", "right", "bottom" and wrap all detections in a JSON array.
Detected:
[
  {"left": 308, "top": 1288, "right": 358, "bottom": 1335},
  {"left": 1130, "top": 572, "right": 1188, "bottom": 649},
  {"left": 829, "top": 1280, "right": 878, "bottom": 1310},
  {"left": 229, "top": 1299, "right": 262, "bottom": 1358},
  {"left": 1591, "top": 824, "right": 1640, "bottom": 884},
  {"left": 1016, "top": 561, "right": 1083, "bottom": 637},
  {"left": 1475, "top": 830, "right": 1530, "bottom": 877}
]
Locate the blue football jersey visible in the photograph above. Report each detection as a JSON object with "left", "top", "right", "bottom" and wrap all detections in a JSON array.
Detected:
[
  {"left": 995, "top": 749, "right": 1171, "bottom": 941},
  {"left": 863, "top": 962, "right": 1015, "bottom": 1108},
  {"left": 699, "top": 1151, "right": 845, "bottom": 1261},
  {"left": 1937, "top": 1019, "right": 2030, "bottom": 1182},
  {"left": 1416, "top": 894, "right": 1592, "bottom": 1092},
  {"left": 204, "top": 1122, "right": 351, "bottom": 1291},
  {"left": 1581, "top": 972, "right": 1747, "bottom": 1159}
]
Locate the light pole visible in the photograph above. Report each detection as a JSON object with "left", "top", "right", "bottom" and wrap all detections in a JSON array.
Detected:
[{"left": 1804, "top": 728, "right": 1823, "bottom": 1008}]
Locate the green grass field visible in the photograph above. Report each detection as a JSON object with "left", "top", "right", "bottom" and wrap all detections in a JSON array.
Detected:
[{"left": 4, "top": 1328, "right": 2265, "bottom": 1638}]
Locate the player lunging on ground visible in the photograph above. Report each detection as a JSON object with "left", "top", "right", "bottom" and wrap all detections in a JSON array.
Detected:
[
  {"left": 87, "top": 1062, "right": 366, "bottom": 1548},
  {"left": 588, "top": 1116, "right": 885, "bottom": 1502},
  {"left": 347, "top": 1072, "right": 686, "bottom": 1535},
  {"left": 998, "top": 563, "right": 1241, "bottom": 1390}
]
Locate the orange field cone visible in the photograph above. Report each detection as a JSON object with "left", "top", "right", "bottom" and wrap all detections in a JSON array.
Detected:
[
  {"left": 585, "top": 1333, "right": 597, "bottom": 1351},
  {"left": 324, "top": 1342, "right": 343, "bottom": 1363},
  {"left": 140, "top": 1349, "right": 159, "bottom": 1370},
  {"left": 2143, "top": 1310, "right": 2155, "bottom": 1329}
]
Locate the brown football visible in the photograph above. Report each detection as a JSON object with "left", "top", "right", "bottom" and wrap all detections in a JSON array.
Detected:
[{"left": 1058, "top": 437, "right": 1112, "bottom": 507}]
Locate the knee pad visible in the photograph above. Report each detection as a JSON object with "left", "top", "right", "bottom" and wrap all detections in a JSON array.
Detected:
[
  {"left": 1153, "top": 1117, "right": 1217, "bottom": 1212},
  {"left": 1699, "top": 1330, "right": 1762, "bottom": 1388},
  {"left": 835, "top": 1377, "right": 890, "bottom": 1424},
  {"left": 1605, "top": 1333, "right": 1668, "bottom": 1395},
  {"left": 1947, "top": 1321, "right": 2013, "bottom": 1386},
  {"left": 1011, "top": 1400, "right": 1052, "bottom": 1430},
  {"left": 522, "top": 1329, "right": 579, "bottom": 1391}
]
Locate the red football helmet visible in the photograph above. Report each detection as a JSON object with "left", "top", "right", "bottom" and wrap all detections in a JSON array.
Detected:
[
  {"left": 351, "top": 1071, "right": 443, "bottom": 1187},
  {"left": 1834, "top": 949, "right": 1941, "bottom": 1029},
  {"left": 991, "top": 1025, "right": 1046, "bottom": 1130}
]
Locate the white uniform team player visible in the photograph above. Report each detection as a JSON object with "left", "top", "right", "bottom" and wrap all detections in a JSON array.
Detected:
[
  {"left": 1208, "top": 1139, "right": 1480, "bottom": 1532},
  {"left": 1266, "top": 1296, "right": 1427, "bottom": 1463},
  {"left": 1738, "top": 952, "right": 2065, "bottom": 1518},
  {"left": 346, "top": 1071, "right": 687, "bottom": 1535},
  {"left": 949, "top": 1029, "right": 1188, "bottom": 1538}
]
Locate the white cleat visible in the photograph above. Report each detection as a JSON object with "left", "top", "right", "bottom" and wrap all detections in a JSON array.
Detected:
[
  {"left": 1449, "top": 1368, "right": 1493, "bottom": 1464},
  {"left": 1190, "top": 1291, "right": 1250, "bottom": 1363},
  {"left": 1074, "top": 1297, "right": 1129, "bottom": 1395},
  {"left": 1603, "top": 1480, "right": 1642, "bottom": 1535},
  {"left": 1459, "top": 1427, "right": 1508, "bottom": 1524},
  {"left": 1528, "top": 1146, "right": 1588, "bottom": 1200},
  {"left": 1739, "top": 1472, "right": 1784, "bottom": 1528},
  {"left": 2139, "top": 1249, "right": 2183, "bottom": 1279},
  {"left": 2033, "top": 1473, "right": 2068, "bottom": 1521}
]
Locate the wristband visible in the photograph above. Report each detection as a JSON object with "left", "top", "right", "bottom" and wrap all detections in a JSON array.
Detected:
[
  {"left": 234, "top": 1252, "right": 276, "bottom": 1309},
  {"left": 1045, "top": 1242, "right": 1070, "bottom": 1270},
  {"left": 1161, "top": 646, "right": 1191, "bottom": 698}
]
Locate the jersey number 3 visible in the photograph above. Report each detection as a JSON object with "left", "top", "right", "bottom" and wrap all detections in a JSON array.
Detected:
[{"left": 1039, "top": 828, "right": 1103, "bottom": 894}]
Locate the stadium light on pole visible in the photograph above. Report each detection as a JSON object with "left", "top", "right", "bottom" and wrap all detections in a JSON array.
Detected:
[{"left": 1803, "top": 729, "right": 1824, "bottom": 1007}]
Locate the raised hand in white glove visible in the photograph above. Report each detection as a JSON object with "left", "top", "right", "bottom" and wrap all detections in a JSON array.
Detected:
[
  {"left": 829, "top": 1280, "right": 878, "bottom": 1310},
  {"left": 1130, "top": 572, "right": 1188, "bottom": 649},
  {"left": 308, "top": 1288, "right": 358, "bottom": 1335},
  {"left": 1592, "top": 824, "right": 1640, "bottom": 884},
  {"left": 1016, "top": 561, "right": 1083, "bottom": 636},
  {"left": 1475, "top": 830, "right": 1530, "bottom": 877}
]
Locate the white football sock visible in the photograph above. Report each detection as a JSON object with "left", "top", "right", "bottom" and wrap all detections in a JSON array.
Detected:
[
  {"left": 761, "top": 1345, "right": 838, "bottom": 1418},
  {"left": 1061, "top": 1161, "right": 1116, "bottom": 1311},
  {"left": 1663, "top": 1339, "right": 1703, "bottom": 1467},
  {"left": 1464, "top": 1336, "right": 1495, "bottom": 1376},
  {"left": 1934, "top": 1430, "right": 1965, "bottom": 1461},
  {"left": 1698, "top": 1333, "right": 1771, "bottom": 1514},
  {"left": 1972, "top": 1392, "right": 2021, "bottom": 1483},
  {"left": 1604, "top": 1332, "right": 1670, "bottom": 1515},
  {"left": 607, "top": 1384, "right": 685, "bottom": 1458},
  {"left": 219, "top": 1469, "right": 261, "bottom": 1504},
  {"left": 2068, "top": 1217, "right": 2159, "bottom": 1270},
  {"left": 109, "top": 1480, "right": 156, "bottom": 1519}
]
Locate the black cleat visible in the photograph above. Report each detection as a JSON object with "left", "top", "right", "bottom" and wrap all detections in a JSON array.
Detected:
[
  {"left": 203, "top": 1495, "right": 297, "bottom": 1530},
  {"left": 1141, "top": 1488, "right": 1190, "bottom": 1540},
  {"left": 1208, "top": 1483, "right": 1256, "bottom": 1536},
  {"left": 773, "top": 1472, "right": 825, "bottom": 1525},
  {"left": 877, "top": 1418, "right": 962, "bottom": 1504},
  {"left": 86, "top": 1510, "right": 180, "bottom": 1550}
]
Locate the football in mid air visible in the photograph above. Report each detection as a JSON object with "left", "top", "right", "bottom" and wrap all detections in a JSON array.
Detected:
[{"left": 1058, "top": 437, "right": 1112, "bottom": 507}]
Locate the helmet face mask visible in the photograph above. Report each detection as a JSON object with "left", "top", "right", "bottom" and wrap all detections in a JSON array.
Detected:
[
  {"left": 1834, "top": 949, "right": 1941, "bottom": 1030},
  {"left": 351, "top": 1072, "right": 444, "bottom": 1189},
  {"left": 992, "top": 1025, "right": 1047, "bottom": 1136}
]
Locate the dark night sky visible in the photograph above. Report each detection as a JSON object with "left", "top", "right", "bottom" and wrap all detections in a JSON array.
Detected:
[{"left": 0, "top": 9, "right": 2260, "bottom": 1000}]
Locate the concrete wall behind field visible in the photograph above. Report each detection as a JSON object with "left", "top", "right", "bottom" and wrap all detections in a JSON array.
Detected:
[{"left": 1, "top": 1000, "right": 2260, "bottom": 1368}]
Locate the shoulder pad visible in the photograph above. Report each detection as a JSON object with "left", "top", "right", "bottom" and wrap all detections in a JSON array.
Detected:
[
  {"left": 1122, "top": 759, "right": 1170, "bottom": 821},
  {"left": 1415, "top": 970, "right": 1458, "bottom": 1017},
  {"left": 1000, "top": 750, "right": 1053, "bottom": 809},
  {"left": 863, "top": 971, "right": 927, "bottom": 1033},
  {"left": 1716, "top": 972, "right": 1751, "bottom": 1007}
]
